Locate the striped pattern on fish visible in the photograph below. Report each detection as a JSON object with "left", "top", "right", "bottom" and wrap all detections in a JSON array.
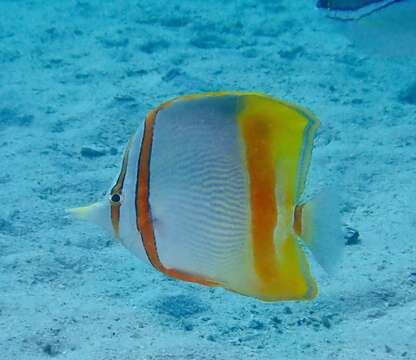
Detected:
[{"left": 70, "top": 92, "right": 343, "bottom": 301}]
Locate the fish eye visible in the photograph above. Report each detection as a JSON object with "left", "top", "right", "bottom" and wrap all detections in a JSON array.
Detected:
[{"left": 110, "top": 193, "right": 121, "bottom": 205}]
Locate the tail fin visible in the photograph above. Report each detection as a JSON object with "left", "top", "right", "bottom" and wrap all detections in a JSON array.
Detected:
[{"left": 295, "top": 191, "right": 344, "bottom": 273}]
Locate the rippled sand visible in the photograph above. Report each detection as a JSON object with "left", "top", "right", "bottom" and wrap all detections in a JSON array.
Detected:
[{"left": 0, "top": 1, "right": 415, "bottom": 359}]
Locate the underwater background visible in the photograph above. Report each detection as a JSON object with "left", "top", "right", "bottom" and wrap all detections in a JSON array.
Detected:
[{"left": 1, "top": 0, "right": 415, "bottom": 359}]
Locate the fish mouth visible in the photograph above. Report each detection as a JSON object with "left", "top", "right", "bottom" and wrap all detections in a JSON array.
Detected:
[
  {"left": 67, "top": 201, "right": 116, "bottom": 238},
  {"left": 66, "top": 202, "right": 102, "bottom": 220}
]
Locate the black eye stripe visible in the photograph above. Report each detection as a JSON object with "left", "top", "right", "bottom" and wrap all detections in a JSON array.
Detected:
[
  {"left": 110, "top": 135, "right": 135, "bottom": 240},
  {"left": 110, "top": 136, "right": 134, "bottom": 200}
]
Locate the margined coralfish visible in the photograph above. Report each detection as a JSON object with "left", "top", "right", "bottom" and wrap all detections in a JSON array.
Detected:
[
  {"left": 317, "top": 0, "right": 416, "bottom": 56},
  {"left": 70, "top": 92, "right": 343, "bottom": 301}
]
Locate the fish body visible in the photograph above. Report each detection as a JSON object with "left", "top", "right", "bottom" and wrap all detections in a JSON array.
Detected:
[
  {"left": 317, "top": 0, "right": 416, "bottom": 56},
  {"left": 72, "top": 92, "right": 343, "bottom": 301}
]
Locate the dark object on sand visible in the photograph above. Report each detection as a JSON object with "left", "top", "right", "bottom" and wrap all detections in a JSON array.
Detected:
[{"left": 344, "top": 226, "right": 361, "bottom": 245}]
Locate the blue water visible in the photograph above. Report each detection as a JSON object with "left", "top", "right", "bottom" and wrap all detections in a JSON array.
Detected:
[{"left": 1, "top": 1, "right": 415, "bottom": 359}]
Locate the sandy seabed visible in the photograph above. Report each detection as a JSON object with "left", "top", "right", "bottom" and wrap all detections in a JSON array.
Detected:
[{"left": 0, "top": 0, "right": 415, "bottom": 359}]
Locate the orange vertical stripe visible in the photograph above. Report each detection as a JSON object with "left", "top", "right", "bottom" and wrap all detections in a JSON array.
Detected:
[
  {"left": 136, "top": 101, "right": 219, "bottom": 287},
  {"left": 110, "top": 205, "right": 121, "bottom": 239},
  {"left": 293, "top": 204, "right": 303, "bottom": 237},
  {"left": 241, "top": 116, "right": 279, "bottom": 283}
]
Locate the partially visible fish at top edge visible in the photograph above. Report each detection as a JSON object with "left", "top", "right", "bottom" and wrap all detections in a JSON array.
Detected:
[
  {"left": 316, "top": 0, "right": 416, "bottom": 57},
  {"left": 316, "top": 0, "right": 406, "bottom": 20}
]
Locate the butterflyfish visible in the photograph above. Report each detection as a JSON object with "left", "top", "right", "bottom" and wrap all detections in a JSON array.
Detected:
[
  {"left": 317, "top": 0, "right": 416, "bottom": 56},
  {"left": 70, "top": 92, "right": 343, "bottom": 301}
]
